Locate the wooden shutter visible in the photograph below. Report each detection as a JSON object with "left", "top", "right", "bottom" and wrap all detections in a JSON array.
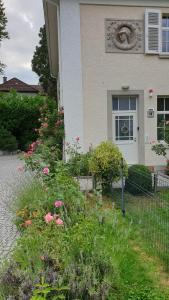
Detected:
[{"left": 145, "top": 9, "right": 161, "bottom": 54}]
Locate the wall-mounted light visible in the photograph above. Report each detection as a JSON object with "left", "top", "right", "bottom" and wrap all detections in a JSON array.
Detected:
[
  {"left": 122, "top": 86, "right": 129, "bottom": 90},
  {"left": 149, "top": 89, "right": 154, "bottom": 98}
]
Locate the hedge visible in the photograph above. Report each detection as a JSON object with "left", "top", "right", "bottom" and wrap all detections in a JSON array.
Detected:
[{"left": 0, "top": 91, "right": 45, "bottom": 150}]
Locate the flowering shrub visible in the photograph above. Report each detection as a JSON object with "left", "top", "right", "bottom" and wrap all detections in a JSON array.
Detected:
[
  {"left": 151, "top": 141, "right": 169, "bottom": 175},
  {"left": 22, "top": 99, "right": 64, "bottom": 175}
]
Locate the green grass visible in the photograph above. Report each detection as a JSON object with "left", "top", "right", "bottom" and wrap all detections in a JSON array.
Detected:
[
  {"left": 1, "top": 182, "right": 169, "bottom": 299},
  {"left": 111, "top": 189, "right": 169, "bottom": 272}
]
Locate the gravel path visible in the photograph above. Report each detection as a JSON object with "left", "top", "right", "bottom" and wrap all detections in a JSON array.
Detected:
[{"left": 0, "top": 155, "right": 26, "bottom": 261}]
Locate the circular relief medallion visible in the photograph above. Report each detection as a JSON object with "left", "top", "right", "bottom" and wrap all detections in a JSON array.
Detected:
[{"left": 113, "top": 23, "right": 137, "bottom": 51}]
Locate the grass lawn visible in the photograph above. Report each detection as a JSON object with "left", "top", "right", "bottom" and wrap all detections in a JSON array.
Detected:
[
  {"left": 111, "top": 189, "right": 169, "bottom": 272},
  {"left": 96, "top": 188, "right": 169, "bottom": 297},
  {"left": 1, "top": 181, "right": 169, "bottom": 299}
]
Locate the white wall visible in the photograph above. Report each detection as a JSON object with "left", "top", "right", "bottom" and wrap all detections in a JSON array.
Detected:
[
  {"left": 59, "top": 0, "right": 84, "bottom": 150},
  {"left": 80, "top": 4, "right": 169, "bottom": 166}
]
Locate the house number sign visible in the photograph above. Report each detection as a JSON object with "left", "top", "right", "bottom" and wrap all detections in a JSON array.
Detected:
[{"left": 105, "top": 19, "right": 144, "bottom": 54}]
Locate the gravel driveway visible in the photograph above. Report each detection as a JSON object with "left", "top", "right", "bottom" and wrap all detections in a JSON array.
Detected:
[{"left": 0, "top": 155, "right": 25, "bottom": 261}]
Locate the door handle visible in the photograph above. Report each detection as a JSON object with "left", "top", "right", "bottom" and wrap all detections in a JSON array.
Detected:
[{"left": 134, "top": 138, "right": 137, "bottom": 142}]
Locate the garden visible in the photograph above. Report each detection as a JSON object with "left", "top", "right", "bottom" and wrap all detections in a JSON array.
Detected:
[{"left": 0, "top": 95, "right": 169, "bottom": 299}]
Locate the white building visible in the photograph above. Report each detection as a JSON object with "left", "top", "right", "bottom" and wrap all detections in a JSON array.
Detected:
[{"left": 43, "top": 0, "right": 169, "bottom": 168}]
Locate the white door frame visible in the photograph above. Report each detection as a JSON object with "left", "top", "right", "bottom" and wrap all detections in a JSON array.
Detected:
[{"left": 107, "top": 90, "right": 145, "bottom": 165}]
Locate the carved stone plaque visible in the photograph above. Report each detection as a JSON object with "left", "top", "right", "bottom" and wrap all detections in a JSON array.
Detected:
[{"left": 105, "top": 19, "right": 144, "bottom": 53}]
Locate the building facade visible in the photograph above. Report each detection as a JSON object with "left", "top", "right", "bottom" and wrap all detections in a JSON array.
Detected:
[{"left": 43, "top": 0, "right": 169, "bottom": 167}]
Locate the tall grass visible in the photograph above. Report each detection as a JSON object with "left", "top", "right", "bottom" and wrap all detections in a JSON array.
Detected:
[{"left": 0, "top": 181, "right": 169, "bottom": 299}]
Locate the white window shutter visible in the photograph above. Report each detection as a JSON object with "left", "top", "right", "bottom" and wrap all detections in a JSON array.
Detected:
[{"left": 145, "top": 9, "right": 161, "bottom": 54}]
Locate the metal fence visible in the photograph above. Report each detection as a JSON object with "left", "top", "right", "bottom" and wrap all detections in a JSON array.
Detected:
[{"left": 116, "top": 167, "right": 169, "bottom": 272}]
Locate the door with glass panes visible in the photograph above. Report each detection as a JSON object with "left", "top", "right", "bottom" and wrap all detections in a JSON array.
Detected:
[{"left": 112, "top": 95, "right": 138, "bottom": 164}]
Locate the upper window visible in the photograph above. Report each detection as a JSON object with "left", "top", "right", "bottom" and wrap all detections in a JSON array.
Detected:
[
  {"left": 145, "top": 9, "right": 169, "bottom": 54},
  {"left": 112, "top": 96, "right": 136, "bottom": 111},
  {"left": 157, "top": 96, "right": 169, "bottom": 141},
  {"left": 162, "top": 16, "right": 169, "bottom": 53}
]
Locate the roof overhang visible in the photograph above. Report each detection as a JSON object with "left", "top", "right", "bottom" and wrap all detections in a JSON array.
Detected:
[{"left": 43, "top": 0, "right": 59, "bottom": 78}]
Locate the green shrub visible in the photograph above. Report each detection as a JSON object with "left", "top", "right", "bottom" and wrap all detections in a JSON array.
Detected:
[
  {"left": 67, "top": 152, "right": 91, "bottom": 176},
  {"left": 89, "top": 141, "right": 127, "bottom": 195},
  {"left": 0, "top": 126, "right": 18, "bottom": 151},
  {"left": 0, "top": 91, "right": 45, "bottom": 150},
  {"left": 125, "top": 164, "right": 152, "bottom": 195}
]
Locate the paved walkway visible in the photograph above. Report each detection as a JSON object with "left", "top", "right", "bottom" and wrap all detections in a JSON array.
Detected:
[{"left": 0, "top": 155, "right": 25, "bottom": 261}]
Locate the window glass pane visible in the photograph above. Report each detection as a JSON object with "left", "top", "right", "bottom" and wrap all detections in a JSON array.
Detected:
[
  {"left": 112, "top": 97, "right": 118, "bottom": 110},
  {"left": 165, "top": 98, "right": 169, "bottom": 110},
  {"left": 119, "top": 96, "right": 129, "bottom": 110},
  {"left": 162, "top": 42, "right": 167, "bottom": 52},
  {"left": 157, "top": 114, "right": 165, "bottom": 127},
  {"left": 115, "top": 118, "right": 119, "bottom": 140},
  {"left": 162, "top": 16, "right": 168, "bottom": 27},
  {"left": 130, "top": 117, "right": 133, "bottom": 137},
  {"left": 164, "top": 114, "right": 169, "bottom": 142},
  {"left": 165, "top": 113, "right": 169, "bottom": 123},
  {"left": 157, "top": 98, "right": 164, "bottom": 111},
  {"left": 157, "top": 128, "right": 164, "bottom": 140},
  {"left": 162, "top": 30, "right": 167, "bottom": 42},
  {"left": 165, "top": 125, "right": 169, "bottom": 142},
  {"left": 130, "top": 97, "right": 136, "bottom": 110},
  {"left": 167, "top": 42, "right": 169, "bottom": 52}
]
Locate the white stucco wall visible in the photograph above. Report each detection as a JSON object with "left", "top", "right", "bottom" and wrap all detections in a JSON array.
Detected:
[
  {"left": 80, "top": 3, "right": 169, "bottom": 166},
  {"left": 59, "top": 0, "right": 84, "bottom": 150}
]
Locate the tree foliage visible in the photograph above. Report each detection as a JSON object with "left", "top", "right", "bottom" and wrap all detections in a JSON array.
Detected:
[
  {"left": 0, "top": 91, "right": 45, "bottom": 150},
  {"left": 32, "top": 25, "right": 57, "bottom": 100},
  {"left": 0, "top": 0, "right": 9, "bottom": 74}
]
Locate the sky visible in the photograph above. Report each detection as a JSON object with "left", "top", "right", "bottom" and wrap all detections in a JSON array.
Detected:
[{"left": 0, "top": 0, "right": 44, "bottom": 84}]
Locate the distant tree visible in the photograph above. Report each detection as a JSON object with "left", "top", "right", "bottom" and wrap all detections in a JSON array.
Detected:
[
  {"left": 0, "top": 0, "right": 9, "bottom": 74},
  {"left": 32, "top": 25, "right": 57, "bottom": 101}
]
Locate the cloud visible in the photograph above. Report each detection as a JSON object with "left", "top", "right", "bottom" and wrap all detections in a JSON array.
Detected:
[
  {"left": 0, "top": 0, "right": 44, "bottom": 84},
  {"left": 20, "top": 13, "right": 34, "bottom": 30}
]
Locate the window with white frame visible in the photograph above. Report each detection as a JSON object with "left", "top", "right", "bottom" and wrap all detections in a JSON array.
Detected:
[
  {"left": 157, "top": 96, "right": 169, "bottom": 141},
  {"left": 145, "top": 10, "right": 169, "bottom": 54},
  {"left": 162, "top": 16, "right": 169, "bottom": 53}
]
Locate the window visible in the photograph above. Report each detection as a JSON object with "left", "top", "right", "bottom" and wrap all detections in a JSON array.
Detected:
[
  {"left": 162, "top": 16, "right": 169, "bottom": 53},
  {"left": 157, "top": 96, "right": 169, "bottom": 141},
  {"left": 145, "top": 9, "right": 169, "bottom": 54},
  {"left": 112, "top": 96, "right": 136, "bottom": 111},
  {"left": 115, "top": 116, "right": 133, "bottom": 141}
]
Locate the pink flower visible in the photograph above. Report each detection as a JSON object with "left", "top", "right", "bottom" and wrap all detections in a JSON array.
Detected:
[
  {"left": 56, "top": 218, "right": 64, "bottom": 226},
  {"left": 24, "top": 151, "right": 32, "bottom": 158},
  {"left": 24, "top": 220, "right": 32, "bottom": 227},
  {"left": 44, "top": 213, "right": 54, "bottom": 223},
  {"left": 43, "top": 167, "right": 49, "bottom": 175},
  {"left": 55, "top": 200, "right": 64, "bottom": 208},
  {"left": 76, "top": 136, "right": 80, "bottom": 142}
]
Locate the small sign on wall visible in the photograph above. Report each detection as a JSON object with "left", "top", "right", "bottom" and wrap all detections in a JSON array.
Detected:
[{"left": 147, "top": 108, "right": 155, "bottom": 118}]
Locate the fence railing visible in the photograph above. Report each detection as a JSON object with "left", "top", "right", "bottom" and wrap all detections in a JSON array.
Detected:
[{"left": 115, "top": 168, "right": 169, "bottom": 272}]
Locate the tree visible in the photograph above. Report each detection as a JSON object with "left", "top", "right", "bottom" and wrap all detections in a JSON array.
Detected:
[
  {"left": 0, "top": 0, "right": 9, "bottom": 74},
  {"left": 32, "top": 25, "right": 57, "bottom": 100}
]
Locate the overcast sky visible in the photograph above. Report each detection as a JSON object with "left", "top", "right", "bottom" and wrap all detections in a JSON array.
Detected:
[{"left": 0, "top": 0, "right": 44, "bottom": 84}]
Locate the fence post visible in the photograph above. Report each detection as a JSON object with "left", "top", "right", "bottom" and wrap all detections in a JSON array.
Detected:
[
  {"left": 121, "top": 158, "right": 125, "bottom": 217},
  {"left": 154, "top": 173, "right": 157, "bottom": 193}
]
